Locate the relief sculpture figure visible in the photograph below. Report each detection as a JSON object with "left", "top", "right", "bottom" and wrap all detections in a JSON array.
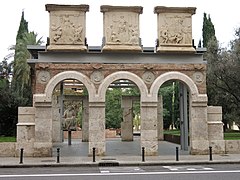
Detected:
[{"left": 63, "top": 105, "right": 77, "bottom": 131}]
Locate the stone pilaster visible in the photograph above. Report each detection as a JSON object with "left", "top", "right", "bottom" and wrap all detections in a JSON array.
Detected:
[
  {"left": 207, "top": 106, "right": 225, "bottom": 154},
  {"left": 82, "top": 98, "right": 89, "bottom": 142},
  {"left": 121, "top": 97, "right": 133, "bottom": 141},
  {"left": 101, "top": 5, "right": 143, "bottom": 52},
  {"left": 88, "top": 102, "right": 105, "bottom": 156},
  {"left": 141, "top": 101, "right": 158, "bottom": 156},
  {"left": 34, "top": 102, "right": 53, "bottom": 157},
  {"left": 190, "top": 99, "right": 209, "bottom": 154},
  {"left": 157, "top": 96, "right": 164, "bottom": 141},
  {"left": 52, "top": 95, "right": 61, "bottom": 143},
  {"left": 17, "top": 107, "right": 35, "bottom": 157},
  {"left": 46, "top": 4, "right": 89, "bottom": 51},
  {"left": 154, "top": 6, "right": 196, "bottom": 53}
]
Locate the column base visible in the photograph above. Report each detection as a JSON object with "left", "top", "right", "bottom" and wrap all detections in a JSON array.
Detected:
[
  {"left": 190, "top": 140, "right": 209, "bottom": 155},
  {"left": 33, "top": 142, "right": 52, "bottom": 157}
]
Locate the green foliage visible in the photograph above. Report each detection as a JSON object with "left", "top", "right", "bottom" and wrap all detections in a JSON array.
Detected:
[
  {"left": 206, "top": 27, "right": 240, "bottom": 130},
  {"left": 202, "top": 12, "right": 216, "bottom": 47},
  {"left": 12, "top": 31, "right": 43, "bottom": 100},
  {"left": 0, "top": 78, "right": 28, "bottom": 136},
  {"left": 159, "top": 82, "right": 179, "bottom": 129},
  {"left": 105, "top": 88, "right": 123, "bottom": 128},
  {"left": 16, "top": 11, "right": 28, "bottom": 41},
  {"left": 0, "top": 11, "right": 43, "bottom": 136}
]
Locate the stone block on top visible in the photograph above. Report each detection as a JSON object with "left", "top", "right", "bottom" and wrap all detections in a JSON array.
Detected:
[
  {"left": 45, "top": 4, "right": 89, "bottom": 51},
  {"left": 154, "top": 6, "right": 196, "bottom": 53},
  {"left": 101, "top": 5, "right": 143, "bottom": 52}
]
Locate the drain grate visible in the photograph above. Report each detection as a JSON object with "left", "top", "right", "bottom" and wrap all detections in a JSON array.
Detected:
[
  {"left": 101, "top": 158, "right": 117, "bottom": 161},
  {"left": 98, "top": 161, "right": 119, "bottom": 167},
  {"left": 41, "top": 160, "right": 55, "bottom": 162}
]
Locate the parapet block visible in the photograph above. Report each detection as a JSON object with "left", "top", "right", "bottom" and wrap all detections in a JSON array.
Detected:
[
  {"left": 46, "top": 4, "right": 89, "bottom": 51},
  {"left": 154, "top": 6, "right": 196, "bottom": 53}
]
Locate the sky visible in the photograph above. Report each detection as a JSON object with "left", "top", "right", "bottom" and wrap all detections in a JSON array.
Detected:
[{"left": 1, "top": 0, "right": 240, "bottom": 61}]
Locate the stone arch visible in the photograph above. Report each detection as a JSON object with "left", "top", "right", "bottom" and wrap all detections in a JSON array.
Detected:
[
  {"left": 150, "top": 71, "right": 199, "bottom": 101},
  {"left": 149, "top": 71, "right": 210, "bottom": 155},
  {"left": 44, "top": 71, "right": 96, "bottom": 102},
  {"left": 98, "top": 71, "right": 148, "bottom": 102}
]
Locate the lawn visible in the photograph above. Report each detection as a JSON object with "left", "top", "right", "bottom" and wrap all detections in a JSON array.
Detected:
[
  {"left": 224, "top": 131, "right": 240, "bottom": 140},
  {"left": 164, "top": 130, "right": 240, "bottom": 140},
  {"left": 0, "top": 136, "right": 16, "bottom": 142}
]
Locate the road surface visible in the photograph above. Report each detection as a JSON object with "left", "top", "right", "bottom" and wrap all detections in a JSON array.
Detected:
[{"left": 0, "top": 164, "right": 239, "bottom": 180}]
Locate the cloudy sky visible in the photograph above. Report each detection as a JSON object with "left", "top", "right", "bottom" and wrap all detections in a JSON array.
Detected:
[{"left": 1, "top": 0, "right": 240, "bottom": 61}]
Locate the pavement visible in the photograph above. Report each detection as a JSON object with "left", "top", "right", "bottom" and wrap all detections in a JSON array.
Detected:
[{"left": 1, "top": 137, "right": 240, "bottom": 167}]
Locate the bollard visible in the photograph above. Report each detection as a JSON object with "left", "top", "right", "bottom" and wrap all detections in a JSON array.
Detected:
[
  {"left": 19, "top": 148, "right": 24, "bottom": 164},
  {"left": 209, "top": 146, "right": 213, "bottom": 161},
  {"left": 142, "top": 147, "right": 145, "bottom": 162},
  {"left": 176, "top": 147, "right": 179, "bottom": 161},
  {"left": 93, "top": 147, "right": 96, "bottom": 162},
  {"left": 57, "top": 148, "right": 60, "bottom": 163},
  {"left": 68, "top": 130, "right": 72, "bottom": 146}
]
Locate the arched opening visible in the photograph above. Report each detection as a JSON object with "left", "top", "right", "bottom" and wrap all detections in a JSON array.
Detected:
[
  {"left": 98, "top": 71, "right": 148, "bottom": 156},
  {"left": 38, "top": 71, "right": 96, "bottom": 157},
  {"left": 150, "top": 71, "right": 200, "bottom": 155},
  {"left": 105, "top": 79, "right": 141, "bottom": 156},
  {"left": 51, "top": 79, "right": 89, "bottom": 156},
  {"left": 158, "top": 80, "right": 190, "bottom": 155}
]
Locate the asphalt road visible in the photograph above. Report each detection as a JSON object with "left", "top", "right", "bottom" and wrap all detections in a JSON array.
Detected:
[{"left": 0, "top": 164, "right": 240, "bottom": 180}]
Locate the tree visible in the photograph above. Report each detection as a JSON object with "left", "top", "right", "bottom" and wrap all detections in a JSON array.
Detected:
[
  {"left": 105, "top": 88, "right": 123, "bottom": 129},
  {"left": 16, "top": 11, "right": 28, "bottom": 41},
  {"left": 13, "top": 31, "right": 43, "bottom": 98},
  {"left": 159, "top": 81, "right": 179, "bottom": 129},
  {"left": 202, "top": 13, "right": 216, "bottom": 47},
  {"left": 12, "top": 11, "right": 43, "bottom": 100},
  {"left": 0, "top": 60, "right": 27, "bottom": 136},
  {"left": 205, "top": 27, "right": 240, "bottom": 130},
  {"left": 0, "top": 10, "right": 43, "bottom": 136}
]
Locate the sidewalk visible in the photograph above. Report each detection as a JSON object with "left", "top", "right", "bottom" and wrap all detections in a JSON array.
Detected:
[{"left": 1, "top": 138, "right": 240, "bottom": 167}]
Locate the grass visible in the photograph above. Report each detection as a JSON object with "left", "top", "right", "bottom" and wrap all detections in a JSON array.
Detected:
[
  {"left": 0, "top": 136, "right": 16, "bottom": 142},
  {"left": 163, "top": 130, "right": 180, "bottom": 136},
  {"left": 0, "top": 130, "right": 240, "bottom": 142},
  {"left": 224, "top": 131, "right": 240, "bottom": 140},
  {"left": 164, "top": 130, "right": 240, "bottom": 140}
]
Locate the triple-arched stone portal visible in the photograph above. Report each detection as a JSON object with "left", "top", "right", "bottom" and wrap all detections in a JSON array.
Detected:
[
  {"left": 16, "top": 4, "right": 225, "bottom": 157},
  {"left": 17, "top": 51, "right": 225, "bottom": 157}
]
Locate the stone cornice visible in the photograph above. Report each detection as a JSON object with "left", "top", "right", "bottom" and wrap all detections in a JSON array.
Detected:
[
  {"left": 154, "top": 6, "right": 196, "bottom": 15},
  {"left": 45, "top": 4, "right": 89, "bottom": 12},
  {"left": 101, "top": 5, "right": 143, "bottom": 14}
]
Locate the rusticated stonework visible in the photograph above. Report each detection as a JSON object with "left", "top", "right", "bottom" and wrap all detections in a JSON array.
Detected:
[
  {"left": 154, "top": 6, "right": 196, "bottom": 53},
  {"left": 101, "top": 5, "right": 143, "bottom": 52},
  {"left": 46, "top": 4, "right": 89, "bottom": 51}
]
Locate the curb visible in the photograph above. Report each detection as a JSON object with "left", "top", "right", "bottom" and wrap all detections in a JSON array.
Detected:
[{"left": 1, "top": 160, "right": 240, "bottom": 168}]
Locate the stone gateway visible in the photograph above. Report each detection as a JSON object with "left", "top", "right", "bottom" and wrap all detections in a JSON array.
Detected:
[{"left": 15, "top": 4, "right": 225, "bottom": 157}]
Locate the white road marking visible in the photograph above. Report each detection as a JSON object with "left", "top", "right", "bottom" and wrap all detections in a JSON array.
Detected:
[
  {"left": 163, "top": 165, "right": 214, "bottom": 171},
  {"left": 204, "top": 167, "right": 214, "bottom": 170},
  {"left": 169, "top": 168, "right": 178, "bottom": 171},
  {"left": 100, "top": 171, "right": 110, "bottom": 173},
  {"left": 99, "top": 166, "right": 145, "bottom": 173},
  {"left": 1, "top": 170, "right": 240, "bottom": 178},
  {"left": 187, "top": 168, "right": 197, "bottom": 171}
]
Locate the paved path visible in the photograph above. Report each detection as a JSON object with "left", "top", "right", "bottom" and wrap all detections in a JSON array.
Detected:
[
  {"left": 53, "top": 137, "right": 188, "bottom": 157},
  {"left": 1, "top": 138, "right": 240, "bottom": 167}
]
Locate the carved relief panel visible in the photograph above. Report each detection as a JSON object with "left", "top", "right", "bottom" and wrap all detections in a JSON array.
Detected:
[
  {"left": 101, "top": 5, "right": 143, "bottom": 52},
  {"left": 46, "top": 4, "right": 89, "bottom": 51},
  {"left": 154, "top": 6, "right": 196, "bottom": 53}
]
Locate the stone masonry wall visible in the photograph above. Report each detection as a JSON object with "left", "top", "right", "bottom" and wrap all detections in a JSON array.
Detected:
[{"left": 34, "top": 63, "right": 206, "bottom": 94}]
